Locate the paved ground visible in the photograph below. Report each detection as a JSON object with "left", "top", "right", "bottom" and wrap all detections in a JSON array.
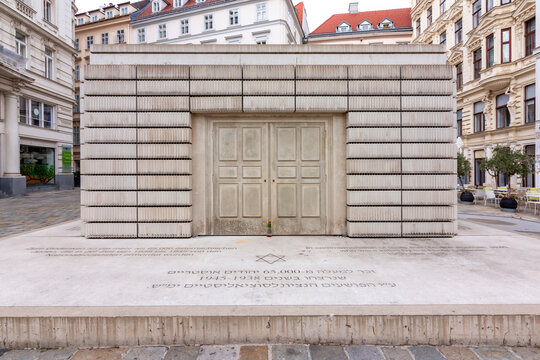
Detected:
[
  {"left": 1, "top": 345, "right": 539, "bottom": 360},
  {"left": 0, "top": 189, "right": 80, "bottom": 238}
]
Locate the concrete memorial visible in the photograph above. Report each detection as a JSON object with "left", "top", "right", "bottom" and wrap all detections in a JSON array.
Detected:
[{"left": 81, "top": 44, "right": 457, "bottom": 238}]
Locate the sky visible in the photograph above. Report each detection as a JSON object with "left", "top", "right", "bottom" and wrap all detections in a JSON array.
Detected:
[{"left": 75, "top": 0, "right": 412, "bottom": 31}]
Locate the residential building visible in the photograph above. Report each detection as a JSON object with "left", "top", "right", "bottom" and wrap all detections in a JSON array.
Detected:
[
  {"left": 74, "top": 1, "right": 146, "bottom": 174},
  {"left": 536, "top": 0, "right": 540, "bottom": 186},
  {"left": 412, "top": 0, "right": 536, "bottom": 188},
  {"left": 130, "top": 0, "right": 307, "bottom": 45},
  {"left": 308, "top": 3, "right": 412, "bottom": 45},
  {"left": 0, "top": 0, "right": 76, "bottom": 196}
]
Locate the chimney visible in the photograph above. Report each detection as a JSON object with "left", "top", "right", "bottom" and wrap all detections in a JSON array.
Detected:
[{"left": 349, "top": 2, "right": 359, "bottom": 14}]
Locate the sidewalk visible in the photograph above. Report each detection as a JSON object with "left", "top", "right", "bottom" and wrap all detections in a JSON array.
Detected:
[{"left": 458, "top": 202, "right": 540, "bottom": 222}]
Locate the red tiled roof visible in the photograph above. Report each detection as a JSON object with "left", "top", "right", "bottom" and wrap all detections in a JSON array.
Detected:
[
  {"left": 310, "top": 7, "right": 411, "bottom": 35},
  {"left": 295, "top": 2, "right": 304, "bottom": 26}
]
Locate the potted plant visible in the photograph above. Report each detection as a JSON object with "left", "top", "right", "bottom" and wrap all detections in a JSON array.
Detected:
[
  {"left": 457, "top": 152, "right": 474, "bottom": 204},
  {"left": 480, "top": 146, "right": 535, "bottom": 212}
]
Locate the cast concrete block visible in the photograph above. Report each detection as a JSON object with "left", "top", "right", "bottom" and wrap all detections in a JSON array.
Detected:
[
  {"left": 402, "top": 159, "right": 457, "bottom": 174},
  {"left": 402, "top": 143, "right": 456, "bottom": 158},
  {"left": 402, "top": 112, "right": 454, "bottom": 127},
  {"left": 401, "top": 65, "right": 453, "bottom": 80},
  {"left": 347, "top": 159, "right": 401, "bottom": 174},
  {"left": 83, "top": 112, "right": 137, "bottom": 127},
  {"left": 81, "top": 176, "right": 137, "bottom": 190},
  {"left": 296, "top": 80, "right": 347, "bottom": 95},
  {"left": 138, "top": 207, "right": 192, "bottom": 222},
  {"left": 347, "top": 128, "right": 401, "bottom": 143},
  {"left": 402, "top": 221, "right": 457, "bottom": 236},
  {"left": 349, "top": 80, "right": 400, "bottom": 95},
  {"left": 138, "top": 175, "right": 192, "bottom": 190},
  {"left": 81, "top": 191, "right": 137, "bottom": 206},
  {"left": 81, "top": 160, "right": 137, "bottom": 175},
  {"left": 401, "top": 80, "right": 454, "bottom": 95},
  {"left": 137, "top": 80, "right": 189, "bottom": 95},
  {"left": 190, "top": 65, "right": 242, "bottom": 79},
  {"left": 83, "top": 223, "right": 138, "bottom": 238},
  {"left": 190, "top": 97, "right": 242, "bottom": 112},
  {"left": 190, "top": 80, "right": 242, "bottom": 95},
  {"left": 347, "top": 221, "right": 401, "bottom": 237},
  {"left": 347, "top": 190, "right": 402, "bottom": 205},
  {"left": 137, "top": 160, "right": 192, "bottom": 174},
  {"left": 85, "top": 81, "right": 136, "bottom": 95},
  {"left": 348, "top": 65, "right": 400, "bottom": 79},
  {"left": 82, "top": 144, "right": 136, "bottom": 159},
  {"left": 85, "top": 96, "right": 136, "bottom": 111},
  {"left": 243, "top": 80, "right": 295, "bottom": 95},
  {"left": 347, "top": 112, "right": 401, "bottom": 127},
  {"left": 296, "top": 65, "right": 348, "bottom": 79},
  {"left": 138, "top": 128, "right": 192, "bottom": 143},
  {"left": 402, "top": 190, "right": 457, "bottom": 205},
  {"left": 243, "top": 96, "right": 295, "bottom": 112},
  {"left": 402, "top": 128, "right": 455, "bottom": 143},
  {"left": 402, "top": 175, "right": 456, "bottom": 189},
  {"left": 137, "top": 112, "right": 191, "bottom": 127},
  {"left": 137, "top": 65, "right": 189, "bottom": 79},
  {"left": 85, "top": 65, "right": 135, "bottom": 80},
  {"left": 347, "top": 143, "right": 401, "bottom": 158},
  {"left": 137, "top": 97, "right": 189, "bottom": 111},
  {"left": 138, "top": 223, "right": 192, "bottom": 238},
  {"left": 349, "top": 96, "right": 400, "bottom": 111},
  {"left": 138, "top": 191, "right": 192, "bottom": 206},
  {"left": 347, "top": 206, "right": 401, "bottom": 221},
  {"left": 83, "top": 128, "right": 136, "bottom": 143},
  {"left": 243, "top": 65, "right": 295, "bottom": 79},
  {"left": 401, "top": 96, "right": 453, "bottom": 111},
  {"left": 402, "top": 206, "right": 456, "bottom": 221},
  {"left": 347, "top": 175, "right": 401, "bottom": 189},
  {"left": 296, "top": 96, "right": 347, "bottom": 112},
  {"left": 138, "top": 144, "right": 191, "bottom": 159},
  {"left": 81, "top": 206, "right": 137, "bottom": 222}
]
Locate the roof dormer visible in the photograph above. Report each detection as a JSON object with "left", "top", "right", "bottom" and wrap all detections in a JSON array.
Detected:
[
  {"left": 336, "top": 21, "right": 352, "bottom": 33},
  {"left": 152, "top": 0, "right": 161, "bottom": 13},
  {"left": 358, "top": 20, "right": 373, "bottom": 31},
  {"left": 378, "top": 18, "right": 394, "bottom": 29}
]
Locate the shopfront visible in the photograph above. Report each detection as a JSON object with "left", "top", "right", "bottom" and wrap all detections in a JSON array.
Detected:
[{"left": 20, "top": 145, "right": 55, "bottom": 185}]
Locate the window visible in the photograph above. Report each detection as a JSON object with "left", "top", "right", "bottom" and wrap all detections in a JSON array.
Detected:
[
  {"left": 416, "top": 19, "right": 421, "bottom": 35},
  {"left": 229, "top": 9, "right": 239, "bottom": 26},
  {"left": 86, "top": 35, "right": 93, "bottom": 49},
  {"left": 378, "top": 19, "right": 394, "bottom": 29},
  {"left": 152, "top": 1, "right": 160, "bottom": 12},
  {"left": 101, "top": 32, "right": 109, "bottom": 44},
  {"left": 496, "top": 94, "right": 510, "bottom": 128},
  {"left": 525, "top": 84, "right": 535, "bottom": 124},
  {"left": 106, "top": 10, "right": 113, "bottom": 18},
  {"left": 474, "top": 101, "right": 485, "bottom": 132},
  {"left": 19, "top": 97, "right": 54, "bottom": 129},
  {"left": 181, "top": 19, "right": 189, "bottom": 34},
  {"left": 44, "top": 0, "right": 52, "bottom": 22},
  {"left": 120, "top": 7, "right": 128, "bottom": 15},
  {"left": 525, "top": 18, "right": 535, "bottom": 57},
  {"left": 472, "top": 0, "right": 481, "bottom": 28},
  {"left": 256, "top": 3, "right": 267, "bottom": 21},
  {"left": 501, "top": 0, "right": 510, "bottom": 4},
  {"left": 74, "top": 95, "right": 80, "bottom": 113},
  {"left": 455, "top": 18, "right": 462, "bottom": 43},
  {"left": 117, "top": 29, "right": 125, "bottom": 43},
  {"left": 456, "top": 62, "right": 463, "bottom": 89},
  {"left": 427, "top": 7, "right": 432, "bottom": 27},
  {"left": 73, "top": 126, "right": 80, "bottom": 146},
  {"left": 501, "top": 28, "right": 511, "bottom": 63},
  {"left": 498, "top": 172, "right": 508, "bottom": 187},
  {"left": 440, "top": 0, "right": 446, "bottom": 14},
  {"left": 486, "top": 34, "right": 494, "bottom": 68},
  {"left": 74, "top": 38, "right": 79, "bottom": 51},
  {"left": 523, "top": 145, "right": 535, "bottom": 187},
  {"left": 475, "top": 158, "right": 486, "bottom": 186},
  {"left": 473, "top": 48, "right": 482, "bottom": 79},
  {"left": 91, "top": 15, "right": 98, "bottom": 22},
  {"left": 19, "top": 96, "right": 27, "bottom": 123},
  {"left": 174, "top": 0, "right": 181, "bottom": 7},
  {"left": 337, "top": 22, "right": 352, "bottom": 32},
  {"left": 457, "top": 109, "right": 463, "bottom": 137},
  {"left": 255, "top": 34, "right": 267, "bottom": 44},
  {"left": 137, "top": 28, "right": 146, "bottom": 43},
  {"left": 359, "top": 21, "right": 372, "bottom": 31},
  {"left": 75, "top": 65, "right": 80, "bottom": 81},
  {"left": 43, "top": 104, "right": 53, "bottom": 128},
  {"left": 204, "top": 14, "right": 213, "bottom": 30},
  {"left": 44, "top": 48, "right": 53, "bottom": 79},
  {"left": 158, "top": 24, "right": 167, "bottom": 39},
  {"left": 15, "top": 31, "right": 26, "bottom": 57},
  {"left": 228, "top": 37, "right": 241, "bottom": 44},
  {"left": 486, "top": 0, "right": 493, "bottom": 11},
  {"left": 77, "top": 17, "right": 84, "bottom": 25},
  {"left": 440, "top": 31, "right": 446, "bottom": 46}
]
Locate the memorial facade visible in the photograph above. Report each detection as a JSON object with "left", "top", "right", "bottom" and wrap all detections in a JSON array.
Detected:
[{"left": 81, "top": 44, "right": 457, "bottom": 239}]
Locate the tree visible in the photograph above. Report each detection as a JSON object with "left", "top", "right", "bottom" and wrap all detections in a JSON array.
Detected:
[
  {"left": 457, "top": 152, "right": 471, "bottom": 191},
  {"left": 480, "top": 146, "right": 535, "bottom": 195}
]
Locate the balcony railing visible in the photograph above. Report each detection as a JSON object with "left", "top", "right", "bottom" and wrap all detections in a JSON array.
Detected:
[
  {"left": 15, "top": 0, "right": 36, "bottom": 18},
  {"left": 0, "top": 44, "right": 27, "bottom": 73}
]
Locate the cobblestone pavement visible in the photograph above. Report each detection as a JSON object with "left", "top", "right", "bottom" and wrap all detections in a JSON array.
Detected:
[
  {"left": 0, "top": 189, "right": 80, "bottom": 238},
  {"left": 0, "top": 345, "right": 539, "bottom": 360}
]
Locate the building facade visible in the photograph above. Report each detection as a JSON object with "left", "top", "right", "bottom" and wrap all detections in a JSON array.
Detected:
[
  {"left": 308, "top": 3, "right": 412, "bottom": 45},
  {"left": 412, "top": 0, "right": 536, "bottom": 188},
  {"left": 74, "top": 1, "right": 145, "bottom": 174},
  {"left": 130, "top": 0, "right": 307, "bottom": 45}
]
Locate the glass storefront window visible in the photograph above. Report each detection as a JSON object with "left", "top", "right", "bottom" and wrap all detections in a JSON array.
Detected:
[{"left": 20, "top": 145, "right": 55, "bottom": 185}]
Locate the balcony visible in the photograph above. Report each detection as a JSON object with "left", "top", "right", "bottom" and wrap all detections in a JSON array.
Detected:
[{"left": 15, "top": 0, "right": 36, "bottom": 19}]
